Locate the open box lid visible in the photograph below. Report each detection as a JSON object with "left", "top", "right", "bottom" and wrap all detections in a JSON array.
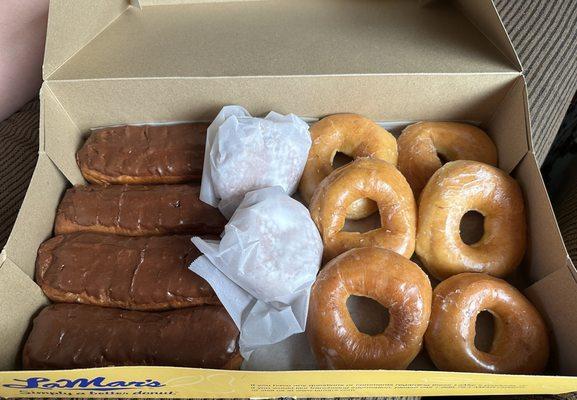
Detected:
[{"left": 43, "top": 0, "right": 522, "bottom": 81}]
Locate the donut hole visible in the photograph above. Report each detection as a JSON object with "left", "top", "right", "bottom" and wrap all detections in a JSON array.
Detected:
[
  {"left": 332, "top": 151, "right": 354, "bottom": 168},
  {"left": 475, "top": 310, "right": 496, "bottom": 353},
  {"left": 342, "top": 211, "right": 381, "bottom": 233},
  {"left": 436, "top": 151, "right": 450, "bottom": 165},
  {"left": 346, "top": 295, "right": 389, "bottom": 335},
  {"left": 460, "top": 210, "right": 485, "bottom": 245},
  {"left": 332, "top": 152, "right": 379, "bottom": 223}
]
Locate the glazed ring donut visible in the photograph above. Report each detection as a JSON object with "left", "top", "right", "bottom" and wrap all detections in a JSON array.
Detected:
[
  {"left": 308, "top": 247, "right": 432, "bottom": 370},
  {"left": 310, "top": 158, "right": 416, "bottom": 262},
  {"left": 300, "top": 114, "right": 398, "bottom": 220},
  {"left": 416, "top": 160, "right": 526, "bottom": 280},
  {"left": 398, "top": 122, "right": 497, "bottom": 197},
  {"left": 425, "top": 273, "right": 549, "bottom": 374}
]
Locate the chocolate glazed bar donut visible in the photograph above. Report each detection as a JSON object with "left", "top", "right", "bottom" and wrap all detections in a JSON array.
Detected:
[
  {"left": 36, "top": 233, "right": 219, "bottom": 311},
  {"left": 76, "top": 123, "right": 209, "bottom": 185},
  {"left": 54, "top": 184, "right": 226, "bottom": 236},
  {"left": 22, "top": 304, "right": 242, "bottom": 370}
]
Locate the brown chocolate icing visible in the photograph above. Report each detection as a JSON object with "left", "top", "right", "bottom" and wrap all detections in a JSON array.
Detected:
[
  {"left": 76, "top": 123, "right": 208, "bottom": 184},
  {"left": 23, "top": 303, "right": 241, "bottom": 370},
  {"left": 54, "top": 184, "right": 226, "bottom": 236},
  {"left": 36, "top": 233, "right": 219, "bottom": 311}
]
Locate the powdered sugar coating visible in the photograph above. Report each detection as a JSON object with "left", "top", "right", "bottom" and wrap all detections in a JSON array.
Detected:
[
  {"left": 202, "top": 106, "right": 311, "bottom": 218},
  {"left": 217, "top": 187, "right": 322, "bottom": 301}
]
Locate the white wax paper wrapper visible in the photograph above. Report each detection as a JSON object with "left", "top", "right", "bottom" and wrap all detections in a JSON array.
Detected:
[
  {"left": 190, "top": 186, "right": 322, "bottom": 360},
  {"left": 199, "top": 105, "right": 311, "bottom": 218}
]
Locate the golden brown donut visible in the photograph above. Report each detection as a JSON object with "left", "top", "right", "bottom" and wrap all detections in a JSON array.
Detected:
[
  {"left": 307, "top": 247, "right": 432, "bottom": 370},
  {"left": 398, "top": 122, "right": 497, "bottom": 197},
  {"left": 310, "top": 158, "right": 416, "bottom": 262},
  {"left": 416, "top": 160, "right": 526, "bottom": 280},
  {"left": 425, "top": 273, "right": 549, "bottom": 374},
  {"left": 300, "top": 114, "right": 397, "bottom": 220}
]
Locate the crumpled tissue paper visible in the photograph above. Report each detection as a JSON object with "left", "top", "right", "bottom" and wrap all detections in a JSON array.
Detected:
[
  {"left": 199, "top": 105, "right": 311, "bottom": 218},
  {"left": 190, "top": 186, "right": 322, "bottom": 361}
]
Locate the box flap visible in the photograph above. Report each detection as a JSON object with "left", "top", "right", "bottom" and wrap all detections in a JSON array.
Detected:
[
  {"left": 43, "top": 0, "right": 128, "bottom": 80},
  {"left": 455, "top": 0, "right": 522, "bottom": 71},
  {"left": 44, "top": 0, "right": 521, "bottom": 81},
  {"left": 513, "top": 152, "right": 569, "bottom": 283},
  {"left": 0, "top": 258, "right": 48, "bottom": 371},
  {"left": 4, "top": 154, "right": 68, "bottom": 279},
  {"left": 525, "top": 262, "right": 577, "bottom": 375}
]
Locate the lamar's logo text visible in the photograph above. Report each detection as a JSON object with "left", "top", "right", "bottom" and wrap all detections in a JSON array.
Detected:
[{"left": 3, "top": 377, "right": 165, "bottom": 391}]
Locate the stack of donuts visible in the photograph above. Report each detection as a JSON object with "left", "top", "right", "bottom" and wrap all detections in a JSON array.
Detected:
[
  {"left": 24, "top": 124, "right": 242, "bottom": 370},
  {"left": 302, "top": 115, "right": 549, "bottom": 374}
]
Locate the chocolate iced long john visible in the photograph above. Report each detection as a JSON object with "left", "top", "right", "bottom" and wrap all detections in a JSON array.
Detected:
[
  {"left": 36, "top": 233, "right": 218, "bottom": 311},
  {"left": 76, "top": 123, "right": 209, "bottom": 185},
  {"left": 23, "top": 304, "right": 241, "bottom": 370},
  {"left": 54, "top": 184, "right": 226, "bottom": 236}
]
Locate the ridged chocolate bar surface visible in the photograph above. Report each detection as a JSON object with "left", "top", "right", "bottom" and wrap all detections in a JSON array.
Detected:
[
  {"left": 54, "top": 184, "right": 226, "bottom": 236},
  {"left": 36, "top": 233, "right": 218, "bottom": 311},
  {"left": 77, "top": 123, "right": 208, "bottom": 184},
  {"left": 23, "top": 304, "right": 241, "bottom": 370}
]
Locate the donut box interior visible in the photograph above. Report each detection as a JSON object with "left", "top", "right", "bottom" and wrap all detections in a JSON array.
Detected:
[{"left": 1, "top": 0, "right": 577, "bottom": 397}]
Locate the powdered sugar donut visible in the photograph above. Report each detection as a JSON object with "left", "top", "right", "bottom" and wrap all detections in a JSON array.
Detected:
[
  {"left": 200, "top": 106, "right": 312, "bottom": 218},
  {"left": 194, "top": 186, "right": 323, "bottom": 302}
]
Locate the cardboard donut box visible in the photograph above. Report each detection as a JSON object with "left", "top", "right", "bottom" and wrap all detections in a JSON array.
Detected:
[{"left": 1, "top": 0, "right": 577, "bottom": 397}]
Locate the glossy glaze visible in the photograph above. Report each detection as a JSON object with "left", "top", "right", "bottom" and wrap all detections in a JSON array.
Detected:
[
  {"left": 36, "top": 233, "right": 218, "bottom": 310},
  {"left": 54, "top": 184, "right": 226, "bottom": 236},
  {"left": 307, "top": 247, "right": 432, "bottom": 369},
  {"left": 398, "top": 122, "right": 497, "bottom": 198},
  {"left": 425, "top": 273, "right": 549, "bottom": 374},
  {"left": 310, "top": 158, "right": 416, "bottom": 262},
  {"left": 416, "top": 160, "right": 526, "bottom": 280},
  {"left": 77, "top": 123, "right": 208, "bottom": 185},
  {"left": 23, "top": 303, "right": 241, "bottom": 370},
  {"left": 299, "top": 114, "right": 398, "bottom": 220}
]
